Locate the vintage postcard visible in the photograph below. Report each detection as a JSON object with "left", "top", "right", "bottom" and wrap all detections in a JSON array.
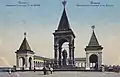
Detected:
[{"left": 0, "top": 0, "right": 120, "bottom": 77}]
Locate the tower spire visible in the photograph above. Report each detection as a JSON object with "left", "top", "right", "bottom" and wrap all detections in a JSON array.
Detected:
[
  {"left": 62, "top": 0, "right": 67, "bottom": 8},
  {"left": 88, "top": 25, "right": 99, "bottom": 46},
  {"left": 91, "top": 25, "right": 95, "bottom": 31},
  {"left": 56, "top": 0, "right": 72, "bottom": 31},
  {"left": 24, "top": 32, "right": 26, "bottom": 38},
  {"left": 54, "top": 0, "right": 75, "bottom": 37}
]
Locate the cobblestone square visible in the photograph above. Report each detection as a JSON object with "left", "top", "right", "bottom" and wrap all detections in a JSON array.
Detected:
[{"left": 0, "top": 71, "right": 120, "bottom": 77}]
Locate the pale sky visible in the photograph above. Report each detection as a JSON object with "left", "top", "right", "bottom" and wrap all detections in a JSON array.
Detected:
[{"left": 0, "top": 0, "right": 120, "bottom": 66}]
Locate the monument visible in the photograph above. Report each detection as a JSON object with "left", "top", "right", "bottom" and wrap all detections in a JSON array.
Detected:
[
  {"left": 85, "top": 25, "right": 103, "bottom": 70},
  {"left": 15, "top": 32, "right": 35, "bottom": 70},
  {"left": 53, "top": 0, "right": 75, "bottom": 68}
]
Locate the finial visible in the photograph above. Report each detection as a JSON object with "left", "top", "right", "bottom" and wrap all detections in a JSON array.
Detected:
[
  {"left": 62, "top": 0, "right": 67, "bottom": 8},
  {"left": 91, "top": 25, "right": 95, "bottom": 30},
  {"left": 24, "top": 32, "right": 26, "bottom": 38}
]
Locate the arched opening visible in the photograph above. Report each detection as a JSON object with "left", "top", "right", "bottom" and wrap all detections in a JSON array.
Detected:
[
  {"left": 29, "top": 57, "right": 32, "bottom": 70},
  {"left": 34, "top": 61, "right": 35, "bottom": 67},
  {"left": 19, "top": 57, "right": 25, "bottom": 69},
  {"left": 38, "top": 62, "right": 40, "bottom": 67},
  {"left": 89, "top": 54, "right": 98, "bottom": 70},
  {"left": 35, "top": 62, "right": 37, "bottom": 67},
  {"left": 62, "top": 42, "right": 69, "bottom": 66},
  {"left": 58, "top": 38, "right": 69, "bottom": 66},
  {"left": 54, "top": 36, "right": 75, "bottom": 68}
]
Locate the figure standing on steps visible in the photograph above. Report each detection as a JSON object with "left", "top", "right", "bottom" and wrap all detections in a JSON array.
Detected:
[{"left": 62, "top": 49, "right": 68, "bottom": 66}]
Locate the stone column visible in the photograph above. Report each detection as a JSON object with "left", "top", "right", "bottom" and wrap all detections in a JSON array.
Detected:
[
  {"left": 25, "top": 55, "right": 28, "bottom": 69},
  {"left": 78, "top": 63, "right": 80, "bottom": 67},
  {"left": 72, "top": 47, "right": 75, "bottom": 65},
  {"left": 98, "top": 52, "right": 102, "bottom": 70},
  {"left": 59, "top": 47, "right": 62, "bottom": 66},
  {"left": 31, "top": 56, "right": 34, "bottom": 69},
  {"left": 69, "top": 44, "right": 72, "bottom": 65},
  {"left": 81, "top": 63, "right": 83, "bottom": 67},
  {"left": 16, "top": 54, "right": 19, "bottom": 68},
  {"left": 83, "top": 62, "right": 85, "bottom": 67},
  {"left": 34, "top": 61, "right": 35, "bottom": 67},
  {"left": 99, "top": 52, "right": 102, "bottom": 67},
  {"left": 85, "top": 62, "right": 86, "bottom": 68},
  {"left": 72, "top": 39, "right": 75, "bottom": 65},
  {"left": 54, "top": 45, "right": 59, "bottom": 68},
  {"left": 86, "top": 52, "right": 90, "bottom": 70},
  {"left": 35, "top": 62, "right": 37, "bottom": 67},
  {"left": 38, "top": 62, "right": 40, "bottom": 67}
]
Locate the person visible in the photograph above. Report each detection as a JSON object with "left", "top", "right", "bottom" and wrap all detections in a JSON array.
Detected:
[
  {"left": 50, "top": 67, "right": 53, "bottom": 74},
  {"left": 101, "top": 65, "right": 105, "bottom": 72},
  {"left": 34, "top": 66, "right": 36, "bottom": 72},
  {"left": 94, "top": 62, "right": 98, "bottom": 70},
  {"left": 8, "top": 68, "right": 12, "bottom": 75},
  {"left": 43, "top": 67, "right": 47, "bottom": 75}
]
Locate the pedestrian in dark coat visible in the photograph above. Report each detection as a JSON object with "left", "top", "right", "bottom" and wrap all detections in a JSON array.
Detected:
[{"left": 43, "top": 67, "right": 47, "bottom": 75}]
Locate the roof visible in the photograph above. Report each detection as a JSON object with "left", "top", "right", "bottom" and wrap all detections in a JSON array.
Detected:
[
  {"left": 75, "top": 58, "right": 86, "bottom": 61},
  {"left": 53, "top": 8, "right": 75, "bottom": 38},
  {"left": 34, "top": 57, "right": 86, "bottom": 62},
  {"left": 57, "top": 8, "right": 70, "bottom": 31},
  {"left": 16, "top": 33, "right": 35, "bottom": 54},
  {"left": 34, "top": 55, "right": 50, "bottom": 61},
  {"left": 88, "top": 31, "right": 99, "bottom": 46},
  {"left": 85, "top": 30, "right": 103, "bottom": 51},
  {"left": 19, "top": 37, "right": 31, "bottom": 51}
]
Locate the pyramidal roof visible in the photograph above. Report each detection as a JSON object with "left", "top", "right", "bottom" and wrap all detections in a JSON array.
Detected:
[
  {"left": 57, "top": 8, "right": 70, "bottom": 30},
  {"left": 85, "top": 26, "right": 103, "bottom": 51},
  {"left": 19, "top": 37, "right": 31, "bottom": 51},
  {"left": 53, "top": 1, "right": 75, "bottom": 38},
  {"left": 16, "top": 33, "right": 34, "bottom": 54},
  {"left": 88, "top": 30, "right": 99, "bottom": 46}
]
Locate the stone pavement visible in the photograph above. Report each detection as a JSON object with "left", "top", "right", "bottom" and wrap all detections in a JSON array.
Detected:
[{"left": 0, "top": 71, "right": 120, "bottom": 77}]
